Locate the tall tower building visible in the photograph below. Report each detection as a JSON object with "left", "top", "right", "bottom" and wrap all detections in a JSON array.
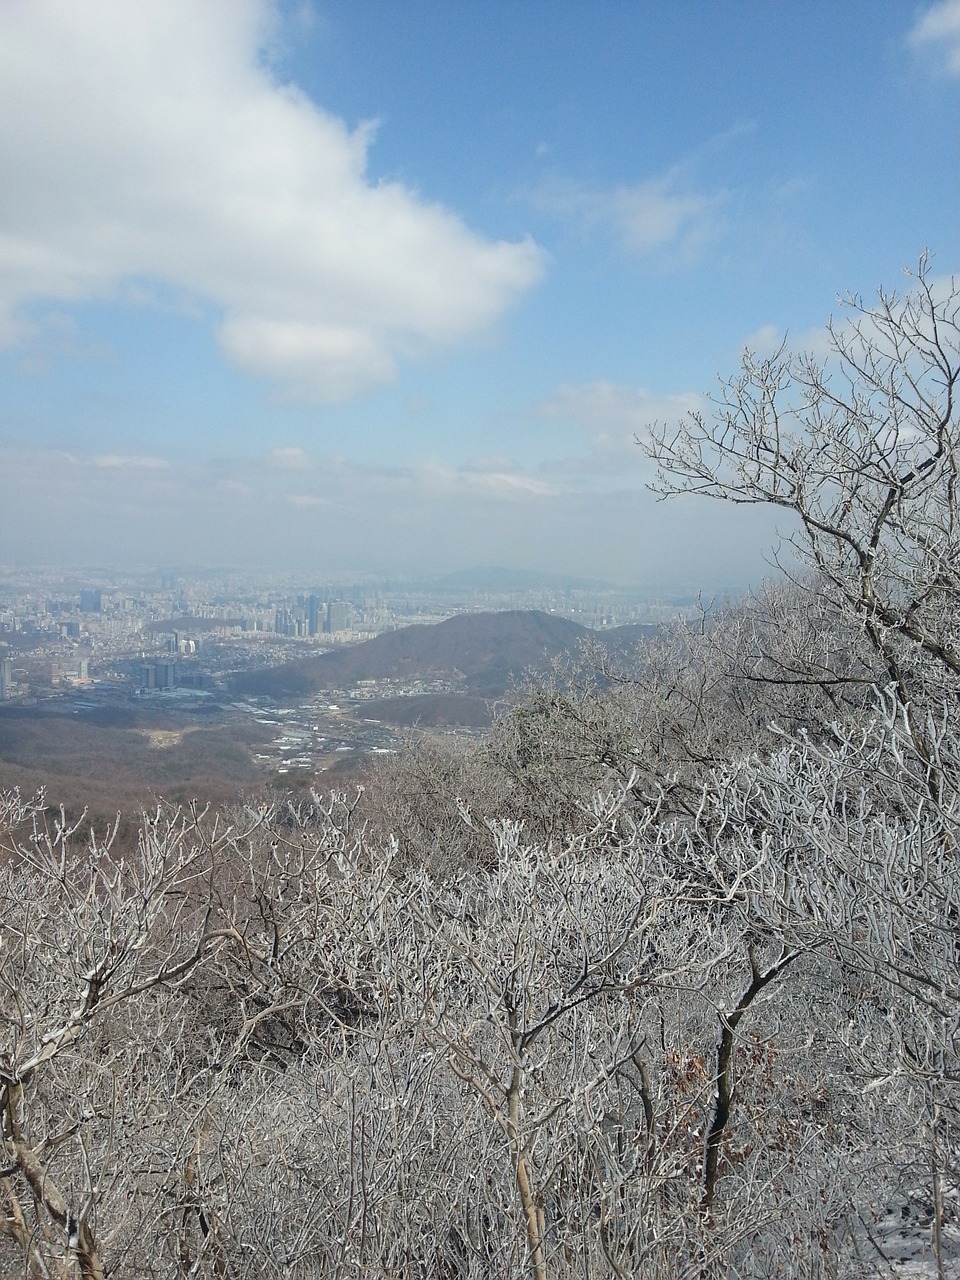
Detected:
[
  {"left": 325, "top": 600, "right": 348, "bottom": 633},
  {"left": 307, "top": 594, "right": 320, "bottom": 636}
]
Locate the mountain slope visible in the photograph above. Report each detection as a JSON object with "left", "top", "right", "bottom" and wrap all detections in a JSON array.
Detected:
[{"left": 233, "top": 610, "right": 600, "bottom": 700}]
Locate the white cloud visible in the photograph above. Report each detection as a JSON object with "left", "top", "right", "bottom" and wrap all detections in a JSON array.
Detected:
[
  {"left": 457, "top": 468, "right": 557, "bottom": 498},
  {"left": 738, "top": 322, "right": 833, "bottom": 362},
  {"left": 910, "top": 0, "right": 960, "bottom": 74},
  {"left": 92, "top": 453, "right": 170, "bottom": 470},
  {"left": 608, "top": 178, "right": 723, "bottom": 258},
  {"left": 267, "top": 446, "right": 313, "bottom": 471},
  {"left": 538, "top": 381, "right": 702, "bottom": 470},
  {"left": 770, "top": 175, "right": 814, "bottom": 203},
  {"left": 383, "top": 458, "right": 558, "bottom": 501},
  {"left": 530, "top": 169, "right": 725, "bottom": 263},
  {"left": 221, "top": 319, "right": 396, "bottom": 404},
  {"left": 739, "top": 323, "right": 783, "bottom": 355},
  {"left": 286, "top": 493, "right": 327, "bottom": 509},
  {"left": 216, "top": 479, "right": 253, "bottom": 497},
  {"left": 0, "top": 1, "right": 544, "bottom": 401}
]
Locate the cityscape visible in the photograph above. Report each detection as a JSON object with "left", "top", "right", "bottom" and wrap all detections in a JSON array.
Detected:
[{"left": 0, "top": 565, "right": 691, "bottom": 787}]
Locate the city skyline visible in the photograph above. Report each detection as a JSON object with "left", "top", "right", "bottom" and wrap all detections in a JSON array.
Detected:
[{"left": 1, "top": 1, "right": 958, "bottom": 587}]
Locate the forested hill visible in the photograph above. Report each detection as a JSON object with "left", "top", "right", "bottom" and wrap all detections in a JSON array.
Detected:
[{"left": 232, "top": 609, "right": 656, "bottom": 700}]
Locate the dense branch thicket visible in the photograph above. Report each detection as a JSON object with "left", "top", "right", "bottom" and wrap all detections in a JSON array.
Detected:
[
  {"left": 649, "top": 255, "right": 960, "bottom": 759},
  {"left": 2, "top": 264, "right": 959, "bottom": 1278}
]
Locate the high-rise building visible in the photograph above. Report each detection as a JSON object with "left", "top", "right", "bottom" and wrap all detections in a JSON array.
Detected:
[
  {"left": 0, "top": 657, "right": 12, "bottom": 699},
  {"left": 139, "top": 661, "right": 177, "bottom": 691},
  {"left": 276, "top": 607, "right": 289, "bottom": 635},
  {"left": 79, "top": 588, "right": 101, "bottom": 613},
  {"left": 325, "top": 600, "right": 349, "bottom": 633},
  {"left": 307, "top": 594, "right": 320, "bottom": 636}
]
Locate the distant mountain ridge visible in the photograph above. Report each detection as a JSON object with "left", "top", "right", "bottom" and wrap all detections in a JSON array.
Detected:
[
  {"left": 432, "top": 566, "right": 609, "bottom": 592},
  {"left": 232, "top": 610, "right": 656, "bottom": 701}
]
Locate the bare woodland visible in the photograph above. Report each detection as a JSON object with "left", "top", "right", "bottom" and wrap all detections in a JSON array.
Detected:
[{"left": 1, "top": 260, "right": 959, "bottom": 1277}]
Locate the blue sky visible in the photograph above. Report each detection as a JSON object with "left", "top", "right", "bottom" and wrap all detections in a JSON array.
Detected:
[{"left": 1, "top": 0, "right": 958, "bottom": 588}]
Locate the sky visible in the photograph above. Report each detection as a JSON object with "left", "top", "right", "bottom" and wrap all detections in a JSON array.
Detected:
[{"left": 0, "top": 0, "right": 958, "bottom": 590}]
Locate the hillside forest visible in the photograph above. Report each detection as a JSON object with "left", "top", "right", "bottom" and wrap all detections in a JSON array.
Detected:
[{"left": 1, "top": 261, "right": 958, "bottom": 1278}]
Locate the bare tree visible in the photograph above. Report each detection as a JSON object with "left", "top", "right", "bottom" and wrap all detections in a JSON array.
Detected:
[
  {"left": 647, "top": 256, "right": 960, "bottom": 735},
  {"left": 0, "top": 796, "right": 273, "bottom": 1279},
  {"left": 638, "top": 256, "right": 960, "bottom": 1271},
  {"left": 681, "top": 687, "right": 960, "bottom": 1275}
]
